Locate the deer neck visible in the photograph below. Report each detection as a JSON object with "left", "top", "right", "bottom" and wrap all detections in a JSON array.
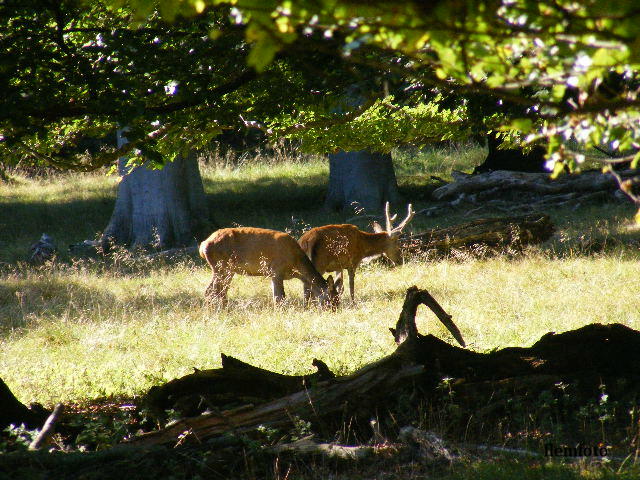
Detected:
[
  {"left": 298, "top": 253, "right": 326, "bottom": 288},
  {"left": 360, "top": 232, "right": 392, "bottom": 259}
]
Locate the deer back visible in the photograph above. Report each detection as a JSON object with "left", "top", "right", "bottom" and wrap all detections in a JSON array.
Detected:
[
  {"left": 299, "top": 224, "right": 393, "bottom": 273},
  {"left": 200, "top": 227, "right": 315, "bottom": 279}
]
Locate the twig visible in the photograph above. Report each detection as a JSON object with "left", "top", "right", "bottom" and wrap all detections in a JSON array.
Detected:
[
  {"left": 29, "top": 404, "right": 63, "bottom": 451},
  {"left": 268, "top": 436, "right": 375, "bottom": 459},
  {"left": 607, "top": 168, "right": 640, "bottom": 207}
]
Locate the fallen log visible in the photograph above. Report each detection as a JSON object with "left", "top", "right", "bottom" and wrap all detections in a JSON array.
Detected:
[
  {"left": 0, "top": 378, "right": 49, "bottom": 430},
  {"left": 132, "top": 287, "right": 640, "bottom": 448},
  {"left": 406, "top": 214, "right": 555, "bottom": 255},
  {"left": 432, "top": 169, "right": 640, "bottom": 201},
  {"left": 144, "top": 354, "right": 335, "bottom": 421},
  {"left": 267, "top": 436, "right": 376, "bottom": 460}
]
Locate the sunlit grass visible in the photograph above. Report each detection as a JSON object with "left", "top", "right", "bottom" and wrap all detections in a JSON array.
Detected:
[
  {"left": 1, "top": 248, "right": 639, "bottom": 406},
  {"left": 1, "top": 145, "right": 639, "bottom": 409},
  {"left": 394, "top": 142, "right": 487, "bottom": 179}
]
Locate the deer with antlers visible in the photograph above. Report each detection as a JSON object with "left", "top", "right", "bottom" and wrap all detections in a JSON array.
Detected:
[
  {"left": 298, "top": 203, "right": 415, "bottom": 303},
  {"left": 199, "top": 227, "right": 339, "bottom": 309}
]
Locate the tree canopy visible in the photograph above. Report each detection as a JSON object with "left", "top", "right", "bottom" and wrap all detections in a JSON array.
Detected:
[
  {"left": 3, "top": 0, "right": 640, "bottom": 196},
  {"left": 197, "top": 1, "right": 640, "bottom": 171},
  {"left": 2, "top": 0, "right": 405, "bottom": 169}
]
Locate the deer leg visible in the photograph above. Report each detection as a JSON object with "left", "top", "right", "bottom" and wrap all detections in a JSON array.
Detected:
[
  {"left": 204, "top": 277, "right": 216, "bottom": 300},
  {"left": 271, "top": 276, "right": 286, "bottom": 306},
  {"left": 347, "top": 268, "right": 355, "bottom": 301},
  {"left": 206, "top": 271, "right": 232, "bottom": 309},
  {"left": 334, "top": 270, "right": 344, "bottom": 295},
  {"left": 302, "top": 281, "right": 311, "bottom": 308},
  {"left": 217, "top": 273, "right": 232, "bottom": 309}
]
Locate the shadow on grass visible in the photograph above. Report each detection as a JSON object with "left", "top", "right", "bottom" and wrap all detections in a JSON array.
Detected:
[
  {"left": 203, "top": 174, "right": 344, "bottom": 231},
  {"left": 0, "top": 275, "right": 117, "bottom": 336},
  {"left": 0, "top": 196, "right": 114, "bottom": 264},
  {"left": 540, "top": 203, "right": 640, "bottom": 259},
  {"left": 0, "top": 274, "right": 206, "bottom": 338}
]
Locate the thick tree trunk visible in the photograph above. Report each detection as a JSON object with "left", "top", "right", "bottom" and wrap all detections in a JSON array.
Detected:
[
  {"left": 101, "top": 133, "right": 213, "bottom": 251},
  {"left": 473, "top": 132, "right": 547, "bottom": 173},
  {"left": 324, "top": 150, "right": 400, "bottom": 213}
]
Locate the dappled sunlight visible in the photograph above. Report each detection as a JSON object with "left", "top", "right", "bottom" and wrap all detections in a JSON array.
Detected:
[
  {"left": 0, "top": 172, "right": 116, "bottom": 245},
  {"left": 3, "top": 154, "right": 640, "bottom": 411},
  {"left": 0, "top": 170, "right": 117, "bottom": 204}
]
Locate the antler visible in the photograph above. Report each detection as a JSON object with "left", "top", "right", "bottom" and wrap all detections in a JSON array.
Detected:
[
  {"left": 388, "top": 203, "right": 415, "bottom": 234},
  {"left": 384, "top": 202, "right": 398, "bottom": 232}
]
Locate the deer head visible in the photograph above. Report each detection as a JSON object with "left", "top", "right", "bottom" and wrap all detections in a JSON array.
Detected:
[{"left": 372, "top": 202, "right": 415, "bottom": 264}]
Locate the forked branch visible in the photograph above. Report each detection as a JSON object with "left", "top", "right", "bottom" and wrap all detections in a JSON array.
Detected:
[{"left": 391, "top": 286, "right": 466, "bottom": 347}]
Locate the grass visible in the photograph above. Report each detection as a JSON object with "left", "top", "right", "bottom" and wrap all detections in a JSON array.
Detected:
[
  {"left": 3, "top": 251, "right": 638, "bottom": 405},
  {"left": 1, "top": 144, "right": 639, "bottom": 403},
  {"left": 1, "top": 145, "right": 640, "bottom": 477}
]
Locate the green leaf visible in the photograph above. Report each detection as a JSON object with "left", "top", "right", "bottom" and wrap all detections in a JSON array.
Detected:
[
  {"left": 550, "top": 160, "right": 565, "bottom": 179},
  {"left": 247, "top": 35, "right": 279, "bottom": 72},
  {"left": 550, "top": 85, "right": 566, "bottom": 102},
  {"left": 511, "top": 118, "right": 533, "bottom": 133}
]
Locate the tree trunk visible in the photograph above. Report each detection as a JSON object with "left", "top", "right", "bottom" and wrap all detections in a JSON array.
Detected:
[
  {"left": 101, "top": 132, "right": 213, "bottom": 251},
  {"left": 473, "top": 132, "right": 547, "bottom": 173},
  {"left": 324, "top": 150, "right": 400, "bottom": 213}
]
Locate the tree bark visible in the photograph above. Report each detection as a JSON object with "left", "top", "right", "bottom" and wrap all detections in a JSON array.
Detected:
[
  {"left": 473, "top": 132, "right": 547, "bottom": 173},
  {"left": 0, "top": 378, "right": 48, "bottom": 430},
  {"left": 324, "top": 150, "right": 400, "bottom": 213},
  {"left": 101, "top": 132, "right": 213, "bottom": 251}
]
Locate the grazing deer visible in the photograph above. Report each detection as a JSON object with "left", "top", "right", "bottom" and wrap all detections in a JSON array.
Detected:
[
  {"left": 199, "top": 227, "right": 338, "bottom": 309},
  {"left": 299, "top": 203, "right": 415, "bottom": 302}
]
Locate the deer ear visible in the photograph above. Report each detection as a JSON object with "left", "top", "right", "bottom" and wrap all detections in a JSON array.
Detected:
[
  {"left": 372, "top": 221, "right": 384, "bottom": 233},
  {"left": 326, "top": 275, "right": 335, "bottom": 289}
]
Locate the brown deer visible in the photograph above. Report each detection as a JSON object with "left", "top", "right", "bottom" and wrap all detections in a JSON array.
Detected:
[
  {"left": 298, "top": 203, "right": 415, "bottom": 302},
  {"left": 199, "top": 227, "right": 338, "bottom": 308}
]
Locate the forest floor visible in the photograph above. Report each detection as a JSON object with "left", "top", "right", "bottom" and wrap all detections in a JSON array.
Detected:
[{"left": 1, "top": 144, "right": 639, "bottom": 478}]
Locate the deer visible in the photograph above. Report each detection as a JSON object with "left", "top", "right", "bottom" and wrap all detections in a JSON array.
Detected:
[
  {"left": 199, "top": 227, "right": 338, "bottom": 309},
  {"left": 298, "top": 202, "right": 415, "bottom": 302}
]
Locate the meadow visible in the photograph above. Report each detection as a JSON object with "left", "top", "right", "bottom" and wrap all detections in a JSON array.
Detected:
[{"left": 1, "top": 144, "right": 640, "bottom": 477}]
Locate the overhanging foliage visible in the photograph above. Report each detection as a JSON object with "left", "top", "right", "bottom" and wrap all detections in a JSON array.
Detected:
[{"left": 4, "top": 0, "right": 640, "bottom": 207}]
